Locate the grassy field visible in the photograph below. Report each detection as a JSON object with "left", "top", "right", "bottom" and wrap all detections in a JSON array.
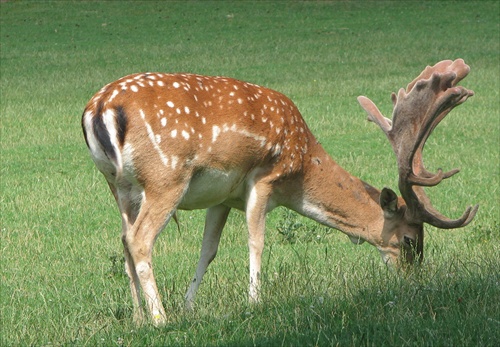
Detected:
[{"left": 1, "top": 1, "right": 499, "bottom": 346}]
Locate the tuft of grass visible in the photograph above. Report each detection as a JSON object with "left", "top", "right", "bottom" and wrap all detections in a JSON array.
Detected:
[{"left": 1, "top": 1, "right": 499, "bottom": 346}]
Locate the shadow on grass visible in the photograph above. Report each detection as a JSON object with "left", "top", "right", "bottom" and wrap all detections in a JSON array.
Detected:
[
  {"left": 210, "top": 262, "right": 499, "bottom": 346},
  {"left": 87, "top": 254, "right": 499, "bottom": 346}
]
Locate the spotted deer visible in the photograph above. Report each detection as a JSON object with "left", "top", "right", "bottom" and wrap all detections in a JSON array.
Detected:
[{"left": 82, "top": 59, "right": 478, "bottom": 325}]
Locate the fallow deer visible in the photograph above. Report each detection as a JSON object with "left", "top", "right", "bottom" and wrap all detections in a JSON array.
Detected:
[{"left": 82, "top": 59, "right": 478, "bottom": 325}]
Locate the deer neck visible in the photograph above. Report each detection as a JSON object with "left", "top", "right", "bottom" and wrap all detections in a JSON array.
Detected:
[{"left": 280, "top": 139, "right": 384, "bottom": 245}]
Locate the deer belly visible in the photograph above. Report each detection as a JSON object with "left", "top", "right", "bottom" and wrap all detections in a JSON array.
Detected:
[{"left": 178, "top": 169, "right": 246, "bottom": 210}]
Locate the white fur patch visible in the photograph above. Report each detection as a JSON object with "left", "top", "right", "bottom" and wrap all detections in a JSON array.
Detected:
[
  {"left": 108, "top": 89, "right": 119, "bottom": 102},
  {"left": 141, "top": 110, "right": 168, "bottom": 166},
  {"left": 171, "top": 155, "right": 178, "bottom": 170},
  {"left": 212, "top": 125, "right": 221, "bottom": 143}
]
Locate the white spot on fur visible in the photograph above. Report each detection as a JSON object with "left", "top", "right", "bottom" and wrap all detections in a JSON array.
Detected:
[
  {"left": 167, "top": 101, "right": 174, "bottom": 108},
  {"left": 182, "top": 130, "right": 190, "bottom": 140},
  {"left": 272, "top": 144, "right": 282, "bottom": 156},
  {"left": 212, "top": 125, "right": 221, "bottom": 143},
  {"left": 173, "top": 82, "right": 180, "bottom": 88},
  {"left": 131, "top": 85, "right": 138, "bottom": 92},
  {"left": 171, "top": 129, "right": 178, "bottom": 138},
  {"left": 108, "top": 89, "right": 119, "bottom": 102},
  {"left": 171, "top": 156, "right": 178, "bottom": 169},
  {"left": 141, "top": 111, "right": 168, "bottom": 166}
]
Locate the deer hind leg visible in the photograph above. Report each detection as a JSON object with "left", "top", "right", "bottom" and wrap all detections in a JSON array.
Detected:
[
  {"left": 123, "top": 186, "right": 187, "bottom": 326},
  {"left": 246, "top": 179, "right": 273, "bottom": 304},
  {"left": 108, "top": 182, "right": 145, "bottom": 324},
  {"left": 185, "top": 204, "right": 231, "bottom": 311}
]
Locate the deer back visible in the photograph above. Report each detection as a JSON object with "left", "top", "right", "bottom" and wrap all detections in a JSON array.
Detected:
[{"left": 82, "top": 73, "right": 317, "bottom": 205}]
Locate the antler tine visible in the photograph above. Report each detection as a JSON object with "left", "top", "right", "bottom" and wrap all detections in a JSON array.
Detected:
[
  {"left": 406, "top": 59, "right": 470, "bottom": 93},
  {"left": 409, "top": 150, "right": 460, "bottom": 187},
  {"left": 413, "top": 187, "right": 479, "bottom": 229},
  {"left": 358, "top": 59, "right": 478, "bottom": 229},
  {"left": 357, "top": 96, "right": 392, "bottom": 133}
]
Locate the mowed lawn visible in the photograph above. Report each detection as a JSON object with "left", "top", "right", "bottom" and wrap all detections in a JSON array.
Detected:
[{"left": 1, "top": 1, "right": 499, "bottom": 346}]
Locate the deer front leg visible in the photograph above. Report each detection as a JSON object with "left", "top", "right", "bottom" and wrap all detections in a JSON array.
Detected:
[
  {"left": 246, "top": 180, "right": 272, "bottom": 304},
  {"left": 185, "top": 204, "right": 231, "bottom": 311}
]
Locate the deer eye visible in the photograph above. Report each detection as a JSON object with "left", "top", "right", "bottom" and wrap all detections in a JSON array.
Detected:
[{"left": 403, "top": 236, "right": 414, "bottom": 246}]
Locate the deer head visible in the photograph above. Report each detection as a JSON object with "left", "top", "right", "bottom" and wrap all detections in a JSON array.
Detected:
[{"left": 358, "top": 59, "right": 479, "bottom": 264}]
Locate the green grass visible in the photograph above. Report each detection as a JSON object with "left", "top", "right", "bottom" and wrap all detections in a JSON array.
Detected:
[{"left": 1, "top": 1, "right": 499, "bottom": 346}]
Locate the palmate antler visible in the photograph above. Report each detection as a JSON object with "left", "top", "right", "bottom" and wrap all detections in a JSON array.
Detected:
[{"left": 358, "top": 59, "right": 479, "bottom": 228}]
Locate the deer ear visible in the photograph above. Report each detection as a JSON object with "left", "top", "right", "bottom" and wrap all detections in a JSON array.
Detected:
[{"left": 380, "top": 188, "right": 399, "bottom": 216}]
